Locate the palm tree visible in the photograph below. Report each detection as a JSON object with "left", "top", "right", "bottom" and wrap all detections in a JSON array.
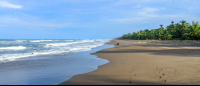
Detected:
[
  {"left": 132, "top": 32, "right": 138, "bottom": 40},
  {"left": 162, "top": 29, "right": 172, "bottom": 40},
  {"left": 137, "top": 32, "right": 141, "bottom": 40},
  {"left": 160, "top": 25, "right": 163, "bottom": 28},
  {"left": 187, "top": 21, "right": 200, "bottom": 40},
  {"left": 140, "top": 30, "right": 143, "bottom": 33},
  {"left": 150, "top": 29, "right": 156, "bottom": 39},
  {"left": 144, "top": 29, "right": 149, "bottom": 32},
  {"left": 143, "top": 29, "right": 148, "bottom": 39},
  {"left": 127, "top": 33, "right": 132, "bottom": 39},
  {"left": 118, "top": 20, "right": 199, "bottom": 40},
  {"left": 171, "top": 21, "right": 174, "bottom": 25},
  {"left": 180, "top": 20, "right": 186, "bottom": 29},
  {"left": 163, "top": 29, "right": 168, "bottom": 40}
]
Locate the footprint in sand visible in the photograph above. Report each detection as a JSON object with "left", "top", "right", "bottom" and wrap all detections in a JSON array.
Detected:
[
  {"left": 129, "top": 81, "right": 132, "bottom": 83},
  {"left": 134, "top": 74, "right": 137, "bottom": 76},
  {"left": 162, "top": 80, "right": 166, "bottom": 82},
  {"left": 158, "top": 69, "right": 162, "bottom": 73}
]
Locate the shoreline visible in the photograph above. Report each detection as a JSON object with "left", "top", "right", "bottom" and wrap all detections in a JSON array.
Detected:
[
  {"left": 59, "top": 40, "right": 200, "bottom": 85},
  {"left": 0, "top": 39, "right": 113, "bottom": 85},
  {"left": 58, "top": 41, "right": 116, "bottom": 85}
]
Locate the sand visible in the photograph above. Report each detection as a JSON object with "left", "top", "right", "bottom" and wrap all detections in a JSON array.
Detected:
[{"left": 59, "top": 40, "right": 200, "bottom": 85}]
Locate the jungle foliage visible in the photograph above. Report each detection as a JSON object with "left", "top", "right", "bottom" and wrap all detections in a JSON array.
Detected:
[{"left": 117, "top": 20, "right": 200, "bottom": 40}]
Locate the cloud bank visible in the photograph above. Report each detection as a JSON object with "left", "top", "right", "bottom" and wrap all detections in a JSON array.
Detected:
[{"left": 0, "top": 1, "right": 22, "bottom": 9}]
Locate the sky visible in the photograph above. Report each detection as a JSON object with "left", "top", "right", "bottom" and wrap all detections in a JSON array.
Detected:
[{"left": 0, "top": 0, "right": 200, "bottom": 39}]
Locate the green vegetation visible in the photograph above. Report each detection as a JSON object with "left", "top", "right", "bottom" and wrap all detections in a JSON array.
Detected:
[{"left": 116, "top": 20, "right": 200, "bottom": 40}]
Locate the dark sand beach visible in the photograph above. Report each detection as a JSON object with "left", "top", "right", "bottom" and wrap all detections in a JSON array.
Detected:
[{"left": 60, "top": 40, "right": 200, "bottom": 85}]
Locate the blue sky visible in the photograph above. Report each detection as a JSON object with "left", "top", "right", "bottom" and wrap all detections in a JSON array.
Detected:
[{"left": 0, "top": 0, "right": 199, "bottom": 39}]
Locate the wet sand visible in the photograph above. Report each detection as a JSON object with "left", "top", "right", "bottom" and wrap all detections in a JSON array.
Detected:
[{"left": 59, "top": 40, "right": 200, "bottom": 85}]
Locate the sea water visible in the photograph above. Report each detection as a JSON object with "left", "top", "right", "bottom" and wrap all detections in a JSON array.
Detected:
[{"left": 0, "top": 39, "right": 114, "bottom": 85}]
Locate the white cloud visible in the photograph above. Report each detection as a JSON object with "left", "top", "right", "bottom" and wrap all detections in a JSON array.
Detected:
[
  {"left": 138, "top": 7, "right": 179, "bottom": 18},
  {"left": 0, "top": 1, "right": 22, "bottom": 9},
  {"left": 113, "top": 0, "right": 151, "bottom": 6},
  {"left": 137, "top": 7, "right": 165, "bottom": 17},
  {"left": 109, "top": 7, "right": 179, "bottom": 23},
  {"left": 0, "top": 15, "right": 71, "bottom": 29},
  {"left": 109, "top": 17, "right": 147, "bottom": 23}
]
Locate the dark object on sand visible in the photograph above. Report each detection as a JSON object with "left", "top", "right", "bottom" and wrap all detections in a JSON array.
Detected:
[
  {"left": 116, "top": 43, "right": 119, "bottom": 45},
  {"left": 163, "top": 80, "right": 166, "bottom": 82}
]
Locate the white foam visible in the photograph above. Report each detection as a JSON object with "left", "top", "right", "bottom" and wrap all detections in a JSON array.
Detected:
[
  {"left": 40, "top": 40, "right": 54, "bottom": 42},
  {"left": 45, "top": 42, "right": 76, "bottom": 47},
  {"left": 0, "top": 43, "right": 104, "bottom": 63},
  {"left": 65, "top": 40, "right": 74, "bottom": 41},
  {"left": 29, "top": 40, "right": 54, "bottom": 42},
  {"left": 45, "top": 40, "right": 95, "bottom": 47},
  {"left": 0, "top": 40, "right": 26, "bottom": 43},
  {"left": 0, "top": 46, "right": 26, "bottom": 50},
  {"left": 0, "top": 41, "right": 10, "bottom": 43},
  {"left": 95, "top": 39, "right": 109, "bottom": 42},
  {"left": 73, "top": 39, "right": 93, "bottom": 42},
  {"left": 29, "top": 40, "right": 41, "bottom": 42},
  {"left": 0, "top": 39, "right": 110, "bottom": 63},
  {"left": 15, "top": 40, "right": 27, "bottom": 43},
  {"left": 54, "top": 40, "right": 74, "bottom": 41}
]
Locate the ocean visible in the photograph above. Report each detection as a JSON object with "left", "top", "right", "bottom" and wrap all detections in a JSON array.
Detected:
[{"left": 0, "top": 39, "right": 114, "bottom": 85}]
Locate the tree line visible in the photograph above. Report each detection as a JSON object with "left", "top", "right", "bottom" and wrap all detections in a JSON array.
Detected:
[{"left": 116, "top": 20, "right": 200, "bottom": 40}]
